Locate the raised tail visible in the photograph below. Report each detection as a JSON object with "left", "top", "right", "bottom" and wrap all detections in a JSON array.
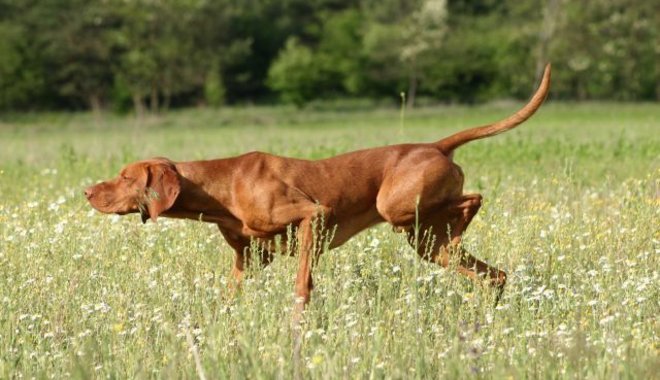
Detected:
[{"left": 436, "top": 63, "right": 551, "bottom": 155}]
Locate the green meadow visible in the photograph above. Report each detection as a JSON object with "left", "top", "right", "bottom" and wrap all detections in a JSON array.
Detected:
[{"left": 0, "top": 102, "right": 658, "bottom": 378}]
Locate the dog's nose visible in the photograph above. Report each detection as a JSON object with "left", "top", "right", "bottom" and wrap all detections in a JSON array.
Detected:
[{"left": 84, "top": 187, "right": 94, "bottom": 199}]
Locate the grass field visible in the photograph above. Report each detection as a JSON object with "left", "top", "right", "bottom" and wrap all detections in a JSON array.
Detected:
[{"left": 1, "top": 102, "right": 658, "bottom": 379}]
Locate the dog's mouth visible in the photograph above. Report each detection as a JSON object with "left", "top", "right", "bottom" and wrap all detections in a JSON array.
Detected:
[
  {"left": 87, "top": 195, "right": 142, "bottom": 217},
  {"left": 87, "top": 198, "right": 113, "bottom": 213}
]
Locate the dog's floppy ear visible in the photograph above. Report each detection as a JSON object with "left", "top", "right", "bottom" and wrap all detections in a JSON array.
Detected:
[{"left": 142, "top": 163, "right": 181, "bottom": 223}]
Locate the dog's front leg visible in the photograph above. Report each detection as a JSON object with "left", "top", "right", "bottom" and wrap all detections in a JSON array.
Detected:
[
  {"left": 291, "top": 206, "right": 330, "bottom": 378},
  {"left": 218, "top": 226, "right": 251, "bottom": 297},
  {"left": 291, "top": 216, "right": 315, "bottom": 379},
  {"left": 292, "top": 216, "right": 320, "bottom": 322},
  {"left": 293, "top": 219, "right": 314, "bottom": 313}
]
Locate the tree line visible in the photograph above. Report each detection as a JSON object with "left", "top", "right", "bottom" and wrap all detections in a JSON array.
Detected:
[{"left": 0, "top": 0, "right": 657, "bottom": 113}]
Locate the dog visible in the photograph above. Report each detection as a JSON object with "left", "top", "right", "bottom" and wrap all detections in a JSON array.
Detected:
[{"left": 86, "top": 64, "right": 551, "bottom": 316}]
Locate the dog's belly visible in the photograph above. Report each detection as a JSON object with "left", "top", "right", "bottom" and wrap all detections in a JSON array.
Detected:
[
  {"left": 238, "top": 207, "right": 382, "bottom": 255},
  {"left": 329, "top": 207, "right": 383, "bottom": 249}
]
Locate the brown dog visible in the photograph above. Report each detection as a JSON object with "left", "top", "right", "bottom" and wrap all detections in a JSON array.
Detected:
[{"left": 86, "top": 65, "right": 550, "bottom": 314}]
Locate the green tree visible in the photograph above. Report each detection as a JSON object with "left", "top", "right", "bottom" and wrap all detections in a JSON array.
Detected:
[
  {"left": 399, "top": 0, "right": 447, "bottom": 107},
  {"left": 550, "top": 0, "right": 658, "bottom": 100},
  {"left": 268, "top": 38, "right": 328, "bottom": 106},
  {"left": 48, "top": 1, "right": 120, "bottom": 114},
  {"left": 0, "top": 21, "right": 44, "bottom": 110},
  {"left": 1, "top": 0, "right": 657, "bottom": 112},
  {"left": 204, "top": 60, "right": 226, "bottom": 107}
]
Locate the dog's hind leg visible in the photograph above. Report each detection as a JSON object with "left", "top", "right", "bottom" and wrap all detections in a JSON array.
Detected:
[{"left": 406, "top": 194, "right": 507, "bottom": 297}]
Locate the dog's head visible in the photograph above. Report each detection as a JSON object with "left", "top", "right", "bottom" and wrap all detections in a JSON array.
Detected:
[{"left": 85, "top": 158, "right": 181, "bottom": 223}]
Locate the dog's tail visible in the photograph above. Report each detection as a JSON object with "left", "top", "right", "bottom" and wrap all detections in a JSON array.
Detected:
[{"left": 436, "top": 64, "right": 551, "bottom": 155}]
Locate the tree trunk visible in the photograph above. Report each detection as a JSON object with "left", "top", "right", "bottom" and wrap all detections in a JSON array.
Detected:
[
  {"left": 150, "top": 82, "right": 159, "bottom": 113},
  {"left": 133, "top": 93, "right": 145, "bottom": 119},
  {"left": 535, "top": 0, "right": 561, "bottom": 85},
  {"left": 406, "top": 59, "right": 418, "bottom": 109},
  {"left": 407, "top": 75, "right": 417, "bottom": 109},
  {"left": 88, "top": 93, "right": 103, "bottom": 126},
  {"left": 656, "top": 64, "right": 660, "bottom": 101},
  {"left": 576, "top": 79, "right": 586, "bottom": 101},
  {"left": 163, "top": 88, "right": 171, "bottom": 111}
]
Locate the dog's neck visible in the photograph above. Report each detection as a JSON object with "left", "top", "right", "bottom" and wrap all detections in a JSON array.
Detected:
[{"left": 165, "top": 160, "right": 239, "bottom": 227}]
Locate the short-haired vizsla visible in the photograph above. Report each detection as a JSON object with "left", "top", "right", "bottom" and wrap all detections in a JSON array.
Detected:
[{"left": 86, "top": 65, "right": 551, "bottom": 320}]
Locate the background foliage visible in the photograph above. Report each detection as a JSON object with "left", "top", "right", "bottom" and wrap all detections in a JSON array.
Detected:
[{"left": 0, "top": 0, "right": 657, "bottom": 112}]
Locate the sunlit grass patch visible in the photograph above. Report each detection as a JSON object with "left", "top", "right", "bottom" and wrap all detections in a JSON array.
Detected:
[{"left": 0, "top": 103, "right": 658, "bottom": 378}]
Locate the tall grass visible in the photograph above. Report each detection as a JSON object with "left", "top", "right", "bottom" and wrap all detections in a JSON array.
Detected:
[{"left": 0, "top": 102, "right": 658, "bottom": 378}]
